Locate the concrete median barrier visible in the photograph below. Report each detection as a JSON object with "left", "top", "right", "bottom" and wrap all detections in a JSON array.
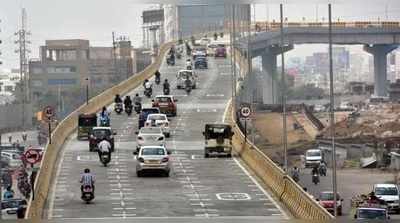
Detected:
[
  {"left": 227, "top": 48, "right": 333, "bottom": 220},
  {"left": 26, "top": 42, "right": 173, "bottom": 220}
]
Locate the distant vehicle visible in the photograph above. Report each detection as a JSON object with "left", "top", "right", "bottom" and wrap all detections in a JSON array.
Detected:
[
  {"left": 199, "top": 38, "right": 211, "bottom": 46},
  {"left": 203, "top": 123, "right": 234, "bottom": 158},
  {"left": 89, "top": 127, "right": 116, "bottom": 152},
  {"left": 317, "top": 191, "right": 343, "bottom": 216},
  {"left": 135, "top": 127, "right": 165, "bottom": 152},
  {"left": 206, "top": 43, "right": 218, "bottom": 56},
  {"left": 152, "top": 95, "right": 178, "bottom": 117},
  {"left": 176, "top": 70, "right": 197, "bottom": 90},
  {"left": 77, "top": 113, "right": 97, "bottom": 140},
  {"left": 305, "top": 149, "right": 323, "bottom": 168},
  {"left": 194, "top": 56, "right": 208, "bottom": 69},
  {"left": 369, "top": 95, "right": 390, "bottom": 104},
  {"left": 192, "top": 47, "right": 207, "bottom": 60},
  {"left": 134, "top": 146, "right": 171, "bottom": 177},
  {"left": 0, "top": 151, "right": 22, "bottom": 168},
  {"left": 314, "top": 104, "right": 325, "bottom": 112},
  {"left": 373, "top": 184, "right": 400, "bottom": 213},
  {"left": 354, "top": 206, "right": 389, "bottom": 220},
  {"left": 214, "top": 46, "right": 227, "bottom": 58},
  {"left": 1, "top": 199, "right": 27, "bottom": 220},
  {"left": 145, "top": 114, "right": 171, "bottom": 137},
  {"left": 138, "top": 108, "right": 161, "bottom": 129}
]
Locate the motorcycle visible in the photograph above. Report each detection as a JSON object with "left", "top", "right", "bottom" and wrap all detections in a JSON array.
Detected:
[
  {"left": 134, "top": 102, "right": 142, "bottom": 114},
  {"left": 292, "top": 173, "right": 299, "bottom": 183},
  {"left": 166, "top": 56, "right": 175, "bottom": 66},
  {"left": 185, "top": 83, "right": 192, "bottom": 94},
  {"left": 163, "top": 87, "right": 170, "bottom": 95},
  {"left": 81, "top": 185, "right": 95, "bottom": 204},
  {"left": 125, "top": 105, "right": 133, "bottom": 116},
  {"left": 144, "top": 88, "right": 152, "bottom": 98},
  {"left": 100, "top": 152, "right": 111, "bottom": 167},
  {"left": 114, "top": 102, "right": 123, "bottom": 114},
  {"left": 312, "top": 173, "right": 320, "bottom": 185},
  {"left": 176, "top": 51, "right": 182, "bottom": 59},
  {"left": 155, "top": 76, "right": 161, "bottom": 85},
  {"left": 186, "top": 65, "right": 192, "bottom": 70}
]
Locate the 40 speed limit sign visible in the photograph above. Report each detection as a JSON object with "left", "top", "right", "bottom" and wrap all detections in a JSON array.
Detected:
[{"left": 240, "top": 104, "right": 251, "bottom": 118}]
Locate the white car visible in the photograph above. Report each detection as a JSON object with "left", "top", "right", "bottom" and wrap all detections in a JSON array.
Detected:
[
  {"left": 373, "top": 184, "right": 400, "bottom": 213},
  {"left": 1, "top": 151, "right": 22, "bottom": 168},
  {"left": 206, "top": 43, "right": 218, "bottom": 56},
  {"left": 176, "top": 70, "right": 197, "bottom": 89},
  {"left": 305, "top": 149, "right": 323, "bottom": 168},
  {"left": 199, "top": 38, "right": 211, "bottom": 46},
  {"left": 136, "top": 127, "right": 165, "bottom": 152},
  {"left": 134, "top": 146, "right": 171, "bottom": 177},
  {"left": 145, "top": 114, "right": 171, "bottom": 137}
]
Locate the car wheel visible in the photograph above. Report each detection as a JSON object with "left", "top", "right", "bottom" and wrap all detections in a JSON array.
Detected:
[
  {"left": 227, "top": 153, "right": 232, "bottom": 158},
  {"left": 136, "top": 171, "right": 142, "bottom": 177}
]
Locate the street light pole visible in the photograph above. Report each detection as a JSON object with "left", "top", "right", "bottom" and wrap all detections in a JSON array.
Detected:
[
  {"left": 86, "top": 77, "right": 89, "bottom": 105},
  {"left": 328, "top": 3, "right": 338, "bottom": 217},
  {"left": 280, "top": 4, "right": 288, "bottom": 173}
]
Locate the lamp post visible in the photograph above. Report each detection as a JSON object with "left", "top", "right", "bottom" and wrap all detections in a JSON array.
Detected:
[{"left": 86, "top": 77, "right": 89, "bottom": 105}]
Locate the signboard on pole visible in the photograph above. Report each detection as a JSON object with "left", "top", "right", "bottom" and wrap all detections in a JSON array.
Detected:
[
  {"left": 23, "top": 148, "right": 42, "bottom": 165},
  {"left": 239, "top": 103, "right": 252, "bottom": 119},
  {"left": 43, "top": 106, "right": 55, "bottom": 119}
]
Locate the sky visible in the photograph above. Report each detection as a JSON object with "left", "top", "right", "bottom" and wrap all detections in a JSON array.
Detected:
[{"left": 1, "top": 0, "right": 400, "bottom": 70}]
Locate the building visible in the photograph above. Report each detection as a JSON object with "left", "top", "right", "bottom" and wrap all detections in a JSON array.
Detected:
[
  {"left": 29, "top": 39, "right": 141, "bottom": 117},
  {"left": 163, "top": 4, "right": 250, "bottom": 42}
]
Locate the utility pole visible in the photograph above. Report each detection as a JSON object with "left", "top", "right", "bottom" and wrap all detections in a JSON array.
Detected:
[
  {"left": 15, "top": 8, "right": 31, "bottom": 129},
  {"left": 280, "top": 4, "right": 288, "bottom": 173},
  {"left": 112, "top": 31, "right": 118, "bottom": 83}
]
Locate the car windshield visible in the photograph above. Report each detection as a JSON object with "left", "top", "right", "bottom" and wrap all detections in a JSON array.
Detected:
[
  {"left": 79, "top": 116, "right": 97, "bottom": 126},
  {"left": 375, "top": 187, "right": 398, "bottom": 196},
  {"left": 142, "top": 148, "right": 165, "bottom": 156},
  {"left": 179, "top": 71, "right": 193, "bottom": 78},
  {"left": 196, "top": 57, "right": 206, "bottom": 61},
  {"left": 320, "top": 192, "right": 340, "bottom": 200},
  {"left": 140, "top": 127, "right": 162, "bottom": 134},
  {"left": 156, "top": 97, "right": 172, "bottom": 103},
  {"left": 358, "top": 209, "right": 386, "bottom": 219},
  {"left": 307, "top": 151, "right": 321, "bottom": 157},
  {"left": 205, "top": 126, "right": 231, "bottom": 139},
  {"left": 93, "top": 129, "right": 111, "bottom": 137},
  {"left": 148, "top": 115, "right": 167, "bottom": 121}
]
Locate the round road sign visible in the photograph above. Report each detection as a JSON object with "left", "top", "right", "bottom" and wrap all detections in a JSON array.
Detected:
[
  {"left": 44, "top": 106, "right": 55, "bottom": 118},
  {"left": 23, "top": 149, "right": 41, "bottom": 165},
  {"left": 240, "top": 106, "right": 251, "bottom": 118}
]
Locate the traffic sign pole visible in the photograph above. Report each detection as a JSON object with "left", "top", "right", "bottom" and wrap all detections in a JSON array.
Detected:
[{"left": 48, "top": 117, "right": 51, "bottom": 144}]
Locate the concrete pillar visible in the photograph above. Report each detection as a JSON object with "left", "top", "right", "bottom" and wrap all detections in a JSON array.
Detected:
[
  {"left": 364, "top": 44, "right": 398, "bottom": 97},
  {"left": 261, "top": 45, "right": 293, "bottom": 104}
]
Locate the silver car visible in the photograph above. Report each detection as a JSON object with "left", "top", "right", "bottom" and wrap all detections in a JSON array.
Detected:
[
  {"left": 135, "top": 127, "right": 165, "bottom": 151},
  {"left": 176, "top": 70, "right": 197, "bottom": 89},
  {"left": 134, "top": 146, "right": 171, "bottom": 177}
]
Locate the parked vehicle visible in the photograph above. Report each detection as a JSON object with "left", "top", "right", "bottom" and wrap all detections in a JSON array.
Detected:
[
  {"left": 134, "top": 146, "right": 171, "bottom": 177},
  {"left": 203, "top": 123, "right": 234, "bottom": 158},
  {"left": 89, "top": 127, "right": 116, "bottom": 152},
  {"left": 77, "top": 113, "right": 97, "bottom": 140}
]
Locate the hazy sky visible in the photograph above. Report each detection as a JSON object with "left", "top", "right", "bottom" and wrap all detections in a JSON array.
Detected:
[{"left": 1, "top": 0, "right": 399, "bottom": 69}]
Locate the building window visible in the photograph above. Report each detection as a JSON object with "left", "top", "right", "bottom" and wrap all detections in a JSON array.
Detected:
[
  {"left": 32, "top": 80, "right": 43, "bottom": 87},
  {"left": 48, "top": 79, "right": 77, "bottom": 85},
  {"left": 47, "top": 66, "right": 77, "bottom": 74}
]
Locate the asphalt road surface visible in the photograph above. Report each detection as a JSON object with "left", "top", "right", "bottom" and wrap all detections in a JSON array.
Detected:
[{"left": 44, "top": 51, "right": 288, "bottom": 222}]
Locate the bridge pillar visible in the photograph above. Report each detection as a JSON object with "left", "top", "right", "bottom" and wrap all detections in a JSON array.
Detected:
[
  {"left": 364, "top": 44, "right": 398, "bottom": 97},
  {"left": 261, "top": 45, "right": 293, "bottom": 104}
]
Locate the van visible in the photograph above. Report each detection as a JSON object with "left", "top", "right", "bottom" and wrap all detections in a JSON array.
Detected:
[{"left": 305, "top": 149, "right": 323, "bottom": 168}]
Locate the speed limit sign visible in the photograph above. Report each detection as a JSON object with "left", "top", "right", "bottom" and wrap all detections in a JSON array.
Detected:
[
  {"left": 240, "top": 104, "right": 251, "bottom": 118},
  {"left": 44, "top": 106, "right": 55, "bottom": 119}
]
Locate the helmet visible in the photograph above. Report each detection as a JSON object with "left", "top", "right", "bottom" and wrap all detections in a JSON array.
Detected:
[
  {"left": 165, "top": 79, "right": 168, "bottom": 82},
  {"left": 102, "top": 106, "right": 106, "bottom": 111},
  {"left": 116, "top": 94, "right": 120, "bottom": 98},
  {"left": 126, "top": 95, "right": 130, "bottom": 99},
  {"left": 84, "top": 168, "right": 90, "bottom": 173},
  {"left": 135, "top": 93, "right": 139, "bottom": 97}
]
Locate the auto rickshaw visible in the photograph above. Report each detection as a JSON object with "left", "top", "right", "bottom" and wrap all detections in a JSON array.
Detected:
[
  {"left": 202, "top": 123, "right": 234, "bottom": 158},
  {"left": 78, "top": 113, "right": 97, "bottom": 140}
]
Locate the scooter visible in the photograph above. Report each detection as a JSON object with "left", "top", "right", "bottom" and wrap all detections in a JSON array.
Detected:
[
  {"left": 144, "top": 88, "right": 152, "bottom": 98},
  {"left": 163, "top": 87, "right": 170, "bottom": 95},
  {"left": 185, "top": 84, "right": 192, "bottom": 94},
  {"left": 100, "top": 152, "right": 111, "bottom": 167},
  {"left": 134, "top": 102, "right": 142, "bottom": 114},
  {"left": 81, "top": 185, "right": 95, "bottom": 204},
  {"left": 312, "top": 173, "right": 320, "bottom": 185},
  {"left": 125, "top": 105, "right": 133, "bottom": 116},
  {"left": 155, "top": 76, "right": 161, "bottom": 85},
  {"left": 319, "top": 165, "right": 327, "bottom": 176},
  {"left": 114, "top": 103, "right": 123, "bottom": 114}
]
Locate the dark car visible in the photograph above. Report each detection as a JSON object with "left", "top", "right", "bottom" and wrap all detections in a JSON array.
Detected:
[
  {"left": 215, "top": 46, "right": 227, "bottom": 58},
  {"left": 89, "top": 127, "right": 116, "bottom": 152},
  {"left": 138, "top": 107, "right": 161, "bottom": 129},
  {"left": 194, "top": 56, "right": 208, "bottom": 69},
  {"left": 1, "top": 199, "right": 27, "bottom": 219}
]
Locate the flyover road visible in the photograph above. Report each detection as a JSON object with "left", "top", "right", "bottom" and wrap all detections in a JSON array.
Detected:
[{"left": 44, "top": 51, "right": 288, "bottom": 222}]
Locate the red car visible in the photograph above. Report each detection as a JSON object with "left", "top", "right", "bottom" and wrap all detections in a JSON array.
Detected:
[
  {"left": 152, "top": 95, "right": 178, "bottom": 117},
  {"left": 317, "top": 191, "right": 343, "bottom": 216},
  {"left": 215, "top": 46, "right": 227, "bottom": 58}
]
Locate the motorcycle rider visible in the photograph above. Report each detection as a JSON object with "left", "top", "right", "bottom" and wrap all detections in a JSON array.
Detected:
[
  {"left": 186, "top": 59, "right": 192, "bottom": 68},
  {"left": 184, "top": 76, "right": 192, "bottom": 90},
  {"left": 163, "top": 79, "right": 170, "bottom": 93},
  {"left": 114, "top": 94, "right": 122, "bottom": 104},
  {"left": 311, "top": 165, "right": 319, "bottom": 184},
  {"left": 291, "top": 166, "right": 300, "bottom": 182},
  {"left": 99, "top": 106, "right": 110, "bottom": 125},
  {"left": 133, "top": 93, "right": 142, "bottom": 105},
  {"left": 155, "top": 70, "right": 161, "bottom": 82},
  {"left": 97, "top": 136, "right": 111, "bottom": 163},
  {"left": 80, "top": 168, "right": 95, "bottom": 196},
  {"left": 319, "top": 161, "right": 327, "bottom": 176},
  {"left": 143, "top": 79, "right": 153, "bottom": 95},
  {"left": 123, "top": 95, "right": 133, "bottom": 110}
]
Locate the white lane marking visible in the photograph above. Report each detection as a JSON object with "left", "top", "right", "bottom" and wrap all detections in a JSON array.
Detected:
[
  {"left": 222, "top": 99, "right": 232, "bottom": 122},
  {"left": 233, "top": 158, "right": 289, "bottom": 219}
]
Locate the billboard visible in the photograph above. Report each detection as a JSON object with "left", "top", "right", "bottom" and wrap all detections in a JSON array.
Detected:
[{"left": 143, "top": 9, "right": 164, "bottom": 24}]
